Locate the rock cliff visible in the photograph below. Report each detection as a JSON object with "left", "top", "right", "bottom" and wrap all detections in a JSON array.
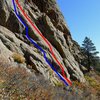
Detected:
[{"left": 0, "top": 0, "right": 85, "bottom": 86}]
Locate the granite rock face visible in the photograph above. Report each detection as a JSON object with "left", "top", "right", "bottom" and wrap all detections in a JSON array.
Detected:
[{"left": 0, "top": 0, "right": 85, "bottom": 85}]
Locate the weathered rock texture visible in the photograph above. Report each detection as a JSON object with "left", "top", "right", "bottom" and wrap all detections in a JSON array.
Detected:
[{"left": 0, "top": 0, "right": 85, "bottom": 85}]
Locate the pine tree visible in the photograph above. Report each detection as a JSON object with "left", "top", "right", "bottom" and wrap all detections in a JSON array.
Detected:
[{"left": 81, "top": 37, "right": 99, "bottom": 71}]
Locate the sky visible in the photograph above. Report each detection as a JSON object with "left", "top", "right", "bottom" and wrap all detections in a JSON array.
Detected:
[{"left": 57, "top": 0, "right": 100, "bottom": 56}]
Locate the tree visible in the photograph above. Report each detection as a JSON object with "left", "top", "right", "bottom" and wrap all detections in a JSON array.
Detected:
[{"left": 81, "top": 37, "right": 99, "bottom": 71}]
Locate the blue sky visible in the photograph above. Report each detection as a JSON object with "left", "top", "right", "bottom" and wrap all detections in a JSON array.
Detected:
[{"left": 57, "top": 0, "right": 100, "bottom": 56}]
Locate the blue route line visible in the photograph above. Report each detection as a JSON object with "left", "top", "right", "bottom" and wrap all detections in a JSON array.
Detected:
[{"left": 12, "top": 0, "right": 69, "bottom": 86}]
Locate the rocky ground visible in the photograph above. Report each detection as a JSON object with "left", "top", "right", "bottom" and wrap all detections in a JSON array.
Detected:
[{"left": 0, "top": 0, "right": 100, "bottom": 100}]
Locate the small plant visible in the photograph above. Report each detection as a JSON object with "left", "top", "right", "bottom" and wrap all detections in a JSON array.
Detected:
[
  {"left": 85, "top": 75, "right": 100, "bottom": 91},
  {"left": 12, "top": 52, "right": 25, "bottom": 63},
  {"left": 85, "top": 76, "right": 96, "bottom": 86},
  {"left": 73, "top": 81, "right": 85, "bottom": 90},
  {"left": 55, "top": 81, "right": 64, "bottom": 87},
  {"left": 52, "top": 78, "right": 64, "bottom": 87}
]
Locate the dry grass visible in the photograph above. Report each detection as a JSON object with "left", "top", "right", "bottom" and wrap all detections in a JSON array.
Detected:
[
  {"left": 0, "top": 65, "right": 54, "bottom": 100},
  {"left": 85, "top": 75, "right": 100, "bottom": 92},
  {"left": 12, "top": 53, "right": 25, "bottom": 63},
  {"left": 73, "top": 80, "right": 85, "bottom": 89}
]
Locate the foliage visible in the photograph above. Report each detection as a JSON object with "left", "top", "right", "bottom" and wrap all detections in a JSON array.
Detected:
[
  {"left": 85, "top": 75, "right": 100, "bottom": 91},
  {"left": 73, "top": 81, "right": 85, "bottom": 89},
  {"left": 12, "top": 53, "right": 25, "bottom": 63},
  {"left": 95, "top": 59, "right": 100, "bottom": 72},
  {"left": 53, "top": 80, "right": 64, "bottom": 87},
  {"left": 81, "top": 37, "right": 99, "bottom": 71}
]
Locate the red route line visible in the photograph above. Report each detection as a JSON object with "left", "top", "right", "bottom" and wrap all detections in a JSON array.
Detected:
[{"left": 15, "top": 0, "right": 72, "bottom": 86}]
